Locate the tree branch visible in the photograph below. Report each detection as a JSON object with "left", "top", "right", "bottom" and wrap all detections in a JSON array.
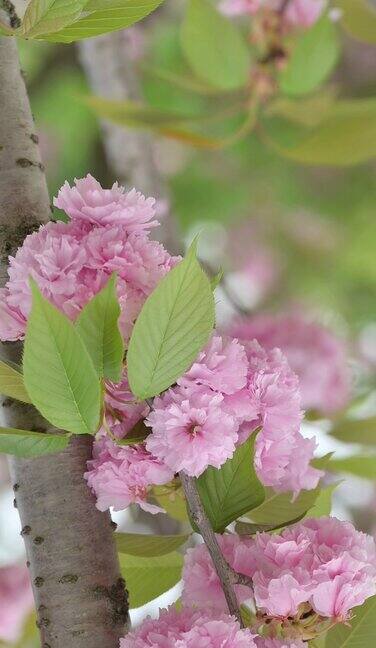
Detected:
[
  {"left": 78, "top": 30, "right": 180, "bottom": 253},
  {"left": 0, "top": 36, "right": 128, "bottom": 647},
  {"left": 180, "top": 471, "right": 246, "bottom": 625}
]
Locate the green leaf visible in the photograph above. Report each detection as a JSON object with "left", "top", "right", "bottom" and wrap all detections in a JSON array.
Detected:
[
  {"left": 76, "top": 273, "right": 124, "bottom": 382},
  {"left": 307, "top": 483, "right": 338, "bottom": 518},
  {"left": 127, "top": 240, "right": 215, "bottom": 399},
  {"left": 23, "top": 281, "right": 101, "bottom": 435},
  {"left": 247, "top": 485, "right": 323, "bottom": 528},
  {"left": 181, "top": 0, "right": 250, "bottom": 91},
  {"left": 196, "top": 435, "right": 265, "bottom": 532},
  {"left": 152, "top": 482, "right": 189, "bottom": 522},
  {"left": 236, "top": 483, "right": 336, "bottom": 534},
  {"left": 328, "top": 456, "right": 376, "bottom": 480},
  {"left": 83, "top": 96, "right": 248, "bottom": 150},
  {"left": 280, "top": 15, "right": 340, "bottom": 96},
  {"left": 84, "top": 96, "right": 195, "bottom": 128},
  {"left": 266, "top": 98, "right": 376, "bottom": 166},
  {"left": 0, "top": 359, "right": 31, "bottom": 404},
  {"left": 266, "top": 91, "right": 336, "bottom": 128},
  {"left": 325, "top": 595, "right": 376, "bottom": 647},
  {"left": 119, "top": 552, "right": 183, "bottom": 608},
  {"left": 210, "top": 270, "right": 223, "bottom": 291},
  {"left": 337, "top": 0, "right": 376, "bottom": 45},
  {"left": 21, "top": 0, "right": 87, "bottom": 38},
  {"left": 116, "top": 532, "right": 190, "bottom": 557},
  {"left": 330, "top": 416, "right": 376, "bottom": 446},
  {"left": 38, "top": 0, "right": 165, "bottom": 42},
  {"left": 0, "top": 427, "right": 70, "bottom": 458}
]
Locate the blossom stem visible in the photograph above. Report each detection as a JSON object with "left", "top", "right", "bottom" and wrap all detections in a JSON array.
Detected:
[{"left": 180, "top": 471, "right": 245, "bottom": 626}]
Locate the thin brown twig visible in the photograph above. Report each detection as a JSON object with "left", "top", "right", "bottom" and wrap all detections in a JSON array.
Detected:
[{"left": 180, "top": 472, "right": 254, "bottom": 626}]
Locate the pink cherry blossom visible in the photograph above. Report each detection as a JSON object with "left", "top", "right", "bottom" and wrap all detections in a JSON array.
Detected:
[
  {"left": 147, "top": 334, "right": 321, "bottom": 493},
  {"left": 84, "top": 436, "right": 173, "bottom": 513},
  {"left": 178, "top": 335, "right": 249, "bottom": 395},
  {"left": 146, "top": 385, "right": 240, "bottom": 477},
  {"left": 251, "top": 517, "right": 376, "bottom": 620},
  {"left": 229, "top": 311, "right": 351, "bottom": 415},
  {"left": 120, "top": 606, "right": 257, "bottom": 648},
  {"left": 182, "top": 534, "right": 254, "bottom": 612},
  {"left": 0, "top": 564, "right": 33, "bottom": 644},
  {"left": 54, "top": 174, "right": 158, "bottom": 231},
  {"left": 103, "top": 375, "right": 148, "bottom": 439},
  {"left": 0, "top": 177, "right": 179, "bottom": 343},
  {"left": 182, "top": 518, "right": 376, "bottom": 623},
  {"left": 234, "top": 340, "right": 322, "bottom": 495}
]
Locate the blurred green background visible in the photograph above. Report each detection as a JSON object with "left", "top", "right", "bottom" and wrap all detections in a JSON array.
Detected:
[{"left": 18, "top": 18, "right": 376, "bottom": 333}]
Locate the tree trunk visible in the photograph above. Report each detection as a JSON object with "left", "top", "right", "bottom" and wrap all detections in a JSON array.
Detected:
[{"left": 0, "top": 35, "right": 128, "bottom": 648}]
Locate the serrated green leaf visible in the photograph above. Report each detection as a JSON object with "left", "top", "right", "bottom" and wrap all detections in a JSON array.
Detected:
[
  {"left": 38, "top": 0, "right": 165, "bottom": 42},
  {"left": 325, "top": 595, "right": 376, "bottom": 647},
  {"left": 21, "top": 0, "right": 87, "bottom": 38},
  {"left": 181, "top": 0, "right": 250, "bottom": 91},
  {"left": 330, "top": 416, "right": 376, "bottom": 445},
  {"left": 210, "top": 269, "right": 223, "bottom": 291},
  {"left": 119, "top": 552, "right": 183, "bottom": 608},
  {"left": 0, "top": 427, "right": 70, "bottom": 458},
  {"left": 337, "top": 0, "right": 376, "bottom": 45},
  {"left": 196, "top": 435, "right": 265, "bottom": 532},
  {"left": 23, "top": 281, "right": 101, "bottom": 435},
  {"left": 0, "top": 359, "right": 31, "bottom": 404},
  {"left": 280, "top": 15, "right": 340, "bottom": 96},
  {"left": 116, "top": 532, "right": 190, "bottom": 557},
  {"left": 266, "top": 98, "right": 376, "bottom": 166},
  {"left": 76, "top": 273, "right": 124, "bottom": 382},
  {"left": 127, "top": 240, "right": 215, "bottom": 399},
  {"left": 328, "top": 456, "right": 376, "bottom": 480}
]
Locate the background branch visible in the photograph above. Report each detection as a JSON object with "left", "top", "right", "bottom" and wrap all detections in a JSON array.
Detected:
[
  {"left": 78, "top": 29, "right": 180, "bottom": 253},
  {"left": 0, "top": 36, "right": 128, "bottom": 648}
]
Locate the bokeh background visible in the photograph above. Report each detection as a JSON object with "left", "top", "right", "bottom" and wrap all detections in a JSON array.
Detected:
[{"left": 1, "top": 5, "right": 375, "bottom": 644}]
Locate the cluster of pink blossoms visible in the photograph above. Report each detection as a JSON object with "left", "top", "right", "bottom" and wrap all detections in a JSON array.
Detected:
[
  {"left": 0, "top": 564, "right": 33, "bottom": 643},
  {"left": 0, "top": 174, "right": 179, "bottom": 342},
  {"left": 229, "top": 311, "right": 351, "bottom": 415},
  {"left": 85, "top": 433, "right": 173, "bottom": 514},
  {"left": 86, "top": 331, "right": 321, "bottom": 513},
  {"left": 219, "top": 0, "right": 326, "bottom": 30},
  {"left": 121, "top": 605, "right": 257, "bottom": 648},
  {"left": 182, "top": 517, "right": 376, "bottom": 628},
  {"left": 146, "top": 335, "right": 322, "bottom": 495},
  {"left": 122, "top": 516, "right": 376, "bottom": 646},
  {"left": 0, "top": 174, "right": 322, "bottom": 513}
]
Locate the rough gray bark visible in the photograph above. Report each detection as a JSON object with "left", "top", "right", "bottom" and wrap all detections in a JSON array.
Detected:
[
  {"left": 78, "top": 31, "right": 180, "bottom": 253},
  {"left": 0, "top": 36, "right": 128, "bottom": 648}
]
